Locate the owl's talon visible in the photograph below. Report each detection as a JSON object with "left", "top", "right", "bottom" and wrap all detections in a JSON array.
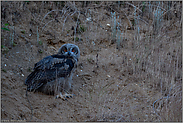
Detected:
[
  {"left": 55, "top": 92, "right": 66, "bottom": 100},
  {"left": 65, "top": 95, "right": 72, "bottom": 98},
  {"left": 64, "top": 93, "right": 74, "bottom": 98},
  {"left": 55, "top": 92, "right": 74, "bottom": 100},
  {"left": 55, "top": 95, "right": 60, "bottom": 99}
]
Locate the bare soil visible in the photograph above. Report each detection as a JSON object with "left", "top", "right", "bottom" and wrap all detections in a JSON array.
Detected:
[{"left": 1, "top": 1, "right": 182, "bottom": 122}]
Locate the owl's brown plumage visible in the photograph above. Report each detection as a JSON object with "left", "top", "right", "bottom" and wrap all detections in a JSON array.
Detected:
[{"left": 25, "top": 43, "right": 80, "bottom": 100}]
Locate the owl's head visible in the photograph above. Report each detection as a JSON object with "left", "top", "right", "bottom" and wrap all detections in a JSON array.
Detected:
[{"left": 58, "top": 43, "right": 80, "bottom": 60}]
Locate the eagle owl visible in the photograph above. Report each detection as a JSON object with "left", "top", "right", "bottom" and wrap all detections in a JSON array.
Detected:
[{"left": 25, "top": 43, "right": 80, "bottom": 100}]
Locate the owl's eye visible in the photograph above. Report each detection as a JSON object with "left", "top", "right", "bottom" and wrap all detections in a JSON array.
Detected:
[
  {"left": 64, "top": 49, "right": 67, "bottom": 52},
  {"left": 71, "top": 49, "right": 75, "bottom": 52}
]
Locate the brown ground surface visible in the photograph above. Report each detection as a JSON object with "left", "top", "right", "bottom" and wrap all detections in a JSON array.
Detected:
[{"left": 1, "top": 1, "right": 182, "bottom": 122}]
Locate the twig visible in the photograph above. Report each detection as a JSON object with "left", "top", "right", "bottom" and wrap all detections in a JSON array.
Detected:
[
  {"left": 37, "top": 26, "right": 39, "bottom": 44},
  {"left": 125, "top": 2, "right": 142, "bottom": 13},
  {"left": 152, "top": 83, "right": 173, "bottom": 121},
  {"left": 41, "top": 9, "right": 63, "bottom": 23},
  {"left": 41, "top": 19, "right": 55, "bottom": 31},
  {"left": 96, "top": 54, "right": 99, "bottom": 68}
]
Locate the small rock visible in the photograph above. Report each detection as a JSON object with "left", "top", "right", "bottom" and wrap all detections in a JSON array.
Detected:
[{"left": 107, "top": 75, "right": 110, "bottom": 78}]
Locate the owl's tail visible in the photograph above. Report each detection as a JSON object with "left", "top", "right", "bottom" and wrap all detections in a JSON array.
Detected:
[
  {"left": 25, "top": 70, "right": 35, "bottom": 89},
  {"left": 25, "top": 70, "right": 44, "bottom": 92}
]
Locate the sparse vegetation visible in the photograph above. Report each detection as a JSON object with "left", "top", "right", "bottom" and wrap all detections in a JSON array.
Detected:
[
  {"left": 27, "top": 67, "right": 32, "bottom": 72},
  {"left": 12, "top": 42, "right": 16, "bottom": 47},
  {"left": 38, "top": 49, "right": 43, "bottom": 53},
  {"left": 38, "top": 41, "right": 43, "bottom": 45},
  {"left": 1, "top": 45, "right": 9, "bottom": 54},
  {"left": 1, "top": 27, "right": 10, "bottom": 31},
  {"left": 2, "top": 68, "right": 7, "bottom": 73},
  {"left": 21, "top": 30, "right": 25, "bottom": 34},
  {"left": 79, "top": 25, "right": 86, "bottom": 32},
  {"left": 1, "top": 23, "right": 10, "bottom": 31},
  {"left": 1, "top": 1, "right": 182, "bottom": 122}
]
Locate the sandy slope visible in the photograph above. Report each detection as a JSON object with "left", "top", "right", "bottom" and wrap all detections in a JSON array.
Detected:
[{"left": 1, "top": 1, "right": 182, "bottom": 122}]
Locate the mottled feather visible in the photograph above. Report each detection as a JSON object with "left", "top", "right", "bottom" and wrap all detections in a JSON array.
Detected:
[
  {"left": 25, "top": 43, "right": 80, "bottom": 99},
  {"left": 25, "top": 54, "right": 76, "bottom": 92}
]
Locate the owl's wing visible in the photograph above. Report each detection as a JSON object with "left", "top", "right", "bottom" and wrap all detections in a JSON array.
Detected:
[{"left": 25, "top": 54, "right": 75, "bottom": 91}]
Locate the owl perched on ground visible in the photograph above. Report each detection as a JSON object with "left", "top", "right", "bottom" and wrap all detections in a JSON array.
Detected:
[{"left": 25, "top": 43, "right": 80, "bottom": 100}]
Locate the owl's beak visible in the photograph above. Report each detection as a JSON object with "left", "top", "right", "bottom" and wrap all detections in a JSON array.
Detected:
[{"left": 68, "top": 51, "right": 71, "bottom": 56}]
